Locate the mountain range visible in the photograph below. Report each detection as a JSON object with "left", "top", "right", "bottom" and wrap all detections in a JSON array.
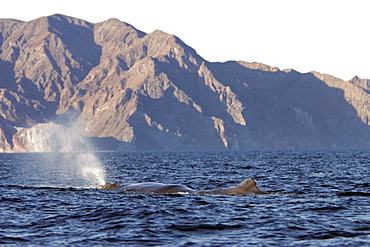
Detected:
[{"left": 1, "top": 14, "right": 370, "bottom": 152}]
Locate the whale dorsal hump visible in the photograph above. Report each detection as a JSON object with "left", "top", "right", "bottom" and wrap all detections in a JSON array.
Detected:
[
  {"left": 201, "top": 178, "right": 269, "bottom": 195},
  {"left": 234, "top": 178, "right": 269, "bottom": 195}
]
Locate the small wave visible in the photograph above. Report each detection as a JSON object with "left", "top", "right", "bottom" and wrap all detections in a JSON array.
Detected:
[
  {"left": 0, "top": 236, "right": 30, "bottom": 244},
  {"left": 337, "top": 192, "right": 370, "bottom": 197},
  {"left": 309, "top": 206, "right": 347, "bottom": 212},
  {"left": 169, "top": 223, "right": 244, "bottom": 232},
  {"left": 101, "top": 224, "right": 126, "bottom": 230},
  {"left": 298, "top": 230, "right": 362, "bottom": 240}
]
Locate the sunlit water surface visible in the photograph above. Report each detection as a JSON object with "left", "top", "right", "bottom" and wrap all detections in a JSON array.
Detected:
[{"left": 1, "top": 150, "right": 370, "bottom": 246}]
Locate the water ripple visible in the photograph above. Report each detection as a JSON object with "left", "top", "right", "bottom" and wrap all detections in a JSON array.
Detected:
[{"left": 1, "top": 150, "right": 370, "bottom": 246}]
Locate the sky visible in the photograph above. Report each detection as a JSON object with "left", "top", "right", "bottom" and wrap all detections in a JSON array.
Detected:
[{"left": 1, "top": 0, "right": 369, "bottom": 80}]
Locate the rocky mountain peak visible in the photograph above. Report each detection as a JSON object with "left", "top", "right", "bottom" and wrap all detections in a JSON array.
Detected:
[
  {"left": 350, "top": 75, "right": 361, "bottom": 83},
  {"left": 94, "top": 18, "right": 145, "bottom": 46},
  {"left": 349, "top": 75, "right": 370, "bottom": 92},
  {"left": 142, "top": 29, "right": 202, "bottom": 69}
]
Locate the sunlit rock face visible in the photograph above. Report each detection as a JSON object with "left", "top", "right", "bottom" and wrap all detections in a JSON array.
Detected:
[{"left": 1, "top": 14, "right": 370, "bottom": 152}]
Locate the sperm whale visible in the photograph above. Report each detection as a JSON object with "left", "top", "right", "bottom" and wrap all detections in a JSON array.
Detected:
[{"left": 99, "top": 178, "right": 269, "bottom": 195}]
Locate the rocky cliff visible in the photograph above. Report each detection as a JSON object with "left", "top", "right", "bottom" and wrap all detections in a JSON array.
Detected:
[{"left": 1, "top": 14, "right": 370, "bottom": 152}]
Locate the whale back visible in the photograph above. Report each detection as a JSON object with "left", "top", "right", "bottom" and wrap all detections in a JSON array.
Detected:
[
  {"left": 120, "top": 182, "right": 194, "bottom": 193},
  {"left": 99, "top": 178, "right": 268, "bottom": 195},
  {"left": 100, "top": 182, "right": 194, "bottom": 193}
]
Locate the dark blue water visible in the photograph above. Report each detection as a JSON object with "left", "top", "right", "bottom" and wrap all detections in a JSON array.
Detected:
[{"left": 1, "top": 150, "right": 370, "bottom": 246}]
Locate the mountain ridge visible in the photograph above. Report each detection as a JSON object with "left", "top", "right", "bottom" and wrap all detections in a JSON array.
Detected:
[{"left": 1, "top": 14, "right": 370, "bottom": 152}]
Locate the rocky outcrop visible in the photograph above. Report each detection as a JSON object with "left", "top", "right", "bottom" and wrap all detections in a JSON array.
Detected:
[
  {"left": 1, "top": 14, "right": 370, "bottom": 152},
  {"left": 349, "top": 76, "right": 370, "bottom": 93}
]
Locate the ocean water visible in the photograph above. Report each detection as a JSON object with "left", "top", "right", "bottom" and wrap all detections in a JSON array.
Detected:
[{"left": 1, "top": 150, "right": 370, "bottom": 246}]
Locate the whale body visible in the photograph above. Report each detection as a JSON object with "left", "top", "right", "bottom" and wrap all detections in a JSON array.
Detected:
[{"left": 99, "top": 178, "right": 268, "bottom": 195}]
